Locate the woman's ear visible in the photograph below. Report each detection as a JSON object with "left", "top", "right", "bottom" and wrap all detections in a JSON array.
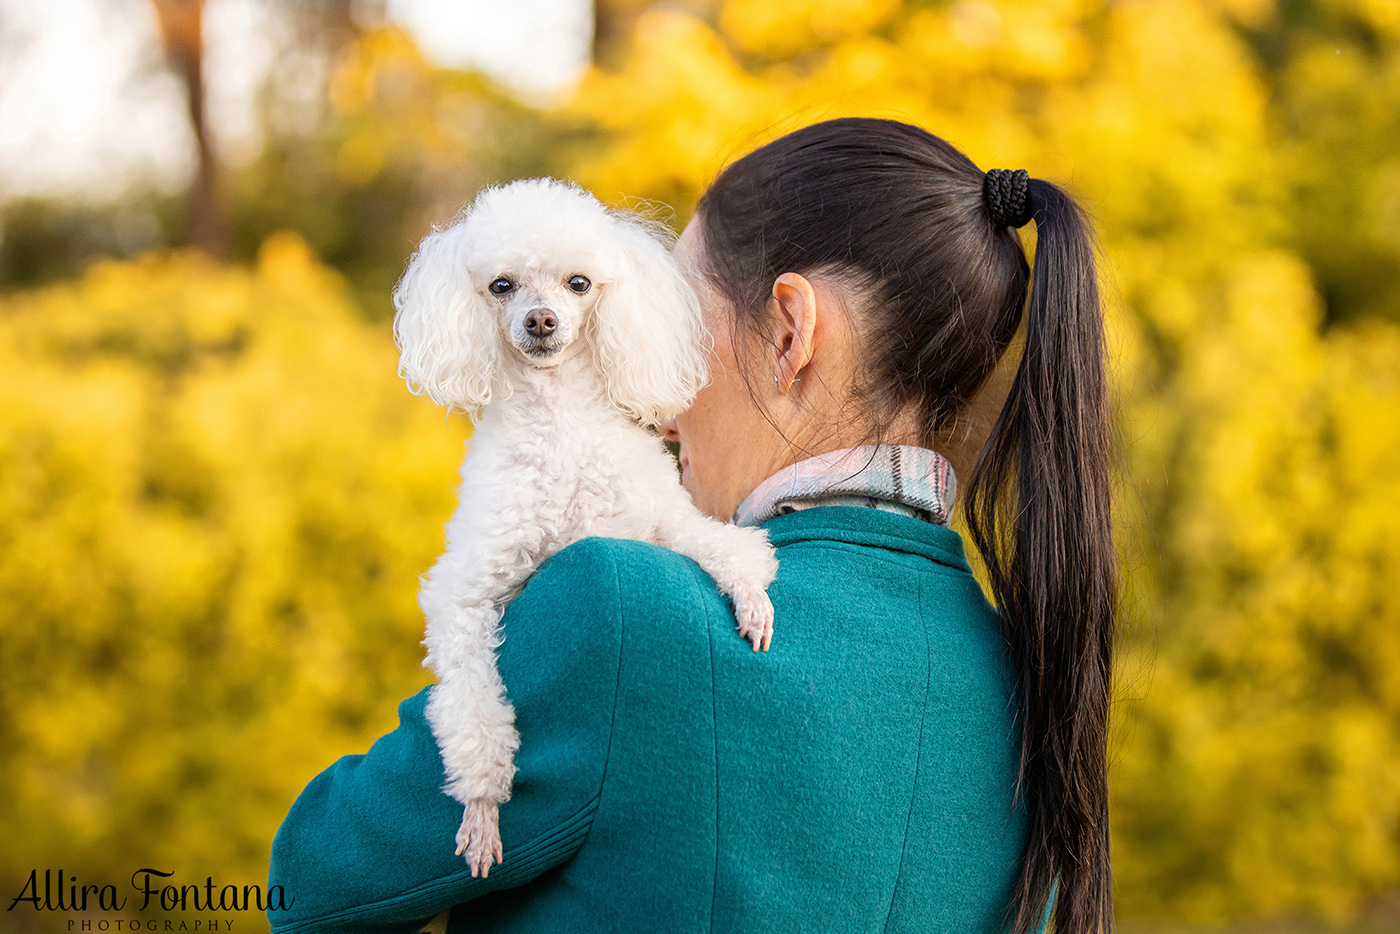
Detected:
[
  {"left": 770, "top": 272, "right": 818, "bottom": 394},
  {"left": 392, "top": 222, "right": 500, "bottom": 417},
  {"left": 588, "top": 216, "right": 709, "bottom": 424}
]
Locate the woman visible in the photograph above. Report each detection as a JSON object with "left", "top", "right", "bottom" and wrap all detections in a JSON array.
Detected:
[{"left": 268, "top": 118, "right": 1116, "bottom": 934}]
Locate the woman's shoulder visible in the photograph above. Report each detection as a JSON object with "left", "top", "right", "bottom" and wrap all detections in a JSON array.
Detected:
[
  {"left": 526, "top": 535, "right": 719, "bottom": 595},
  {"left": 510, "top": 511, "right": 995, "bottom": 642},
  {"left": 500, "top": 536, "right": 728, "bottom": 672},
  {"left": 517, "top": 535, "right": 724, "bottom": 614}
]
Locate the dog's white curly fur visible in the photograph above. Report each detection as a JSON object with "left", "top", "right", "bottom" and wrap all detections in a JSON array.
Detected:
[{"left": 393, "top": 178, "right": 779, "bottom": 878}]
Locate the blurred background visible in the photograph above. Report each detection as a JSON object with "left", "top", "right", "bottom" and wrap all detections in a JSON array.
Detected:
[{"left": 1, "top": 0, "right": 1398, "bottom": 931}]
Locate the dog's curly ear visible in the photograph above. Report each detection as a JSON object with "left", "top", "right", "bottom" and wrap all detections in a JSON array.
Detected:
[
  {"left": 590, "top": 215, "right": 709, "bottom": 425},
  {"left": 393, "top": 223, "right": 499, "bottom": 417}
]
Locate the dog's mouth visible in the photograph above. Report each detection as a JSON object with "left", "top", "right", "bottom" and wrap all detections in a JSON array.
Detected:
[{"left": 514, "top": 337, "right": 569, "bottom": 360}]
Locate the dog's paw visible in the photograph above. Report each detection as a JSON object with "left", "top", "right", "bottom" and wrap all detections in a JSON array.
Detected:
[
  {"left": 454, "top": 799, "right": 503, "bottom": 878},
  {"left": 732, "top": 584, "right": 774, "bottom": 653}
]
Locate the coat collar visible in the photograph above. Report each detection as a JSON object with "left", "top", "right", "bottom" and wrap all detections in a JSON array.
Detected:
[{"left": 757, "top": 503, "right": 974, "bottom": 575}]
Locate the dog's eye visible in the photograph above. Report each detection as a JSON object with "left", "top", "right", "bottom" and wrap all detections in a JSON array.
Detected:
[
  {"left": 567, "top": 275, "right": 591, "bottom": 294},
  {"left": 488, "top": 277, "right": 514, "bottom": 295}
]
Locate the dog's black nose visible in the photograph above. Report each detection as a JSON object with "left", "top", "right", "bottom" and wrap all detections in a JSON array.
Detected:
[{"left": 524, "top": 309, "right": 557, "bottom": 337}]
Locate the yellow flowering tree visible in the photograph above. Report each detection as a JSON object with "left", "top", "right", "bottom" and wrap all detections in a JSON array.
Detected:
[{"left": 0, "top": 234, "right": 460, "bottom": 902}]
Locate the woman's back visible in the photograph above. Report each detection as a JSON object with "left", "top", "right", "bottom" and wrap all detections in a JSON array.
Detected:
[{"left": 269, "top": 506, "right": 1026, "bottom": 934}]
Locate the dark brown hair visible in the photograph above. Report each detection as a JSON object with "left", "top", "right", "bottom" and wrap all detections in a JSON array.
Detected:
[{"left": 695, "top": 117, "right": 1116, "bottom": 934}]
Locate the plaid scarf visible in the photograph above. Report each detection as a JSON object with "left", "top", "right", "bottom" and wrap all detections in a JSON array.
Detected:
[{"left": 731, "top": 445, "right": 958, "bottom": 528}]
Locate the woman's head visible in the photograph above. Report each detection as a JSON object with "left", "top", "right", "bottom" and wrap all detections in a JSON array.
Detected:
[
  {"left": 667, "top": 118, "right": 1039, "bottom": 519},
  {"left": 694, "top": 118, "right": 1029, "bottom": 441},
  {"left": 670, "top": 118, "right": 1117, "bottom": 934}
]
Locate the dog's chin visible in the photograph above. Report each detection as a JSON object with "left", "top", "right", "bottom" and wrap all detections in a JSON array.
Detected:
[{"left": 512, "top": 339, "right": 572, "bottom": 367}]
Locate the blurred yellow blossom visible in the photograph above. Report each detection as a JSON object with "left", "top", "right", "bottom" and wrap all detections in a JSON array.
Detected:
[{"left": 0, "top": 233, "right": 462, "bottom": 894}]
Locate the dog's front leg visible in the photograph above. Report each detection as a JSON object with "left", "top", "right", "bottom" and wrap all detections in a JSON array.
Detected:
[
  {"left": 424, "top": 601, "right": 518, "bottom": 877},
  {"left": 654, "top": 496, "right": 780, "bottom": 651},
  {"left": 423, "top": 591, "right": 519, "bottom": 877},
  {"left": 421, "top": 541, "right": 534, "bottom": 877}
]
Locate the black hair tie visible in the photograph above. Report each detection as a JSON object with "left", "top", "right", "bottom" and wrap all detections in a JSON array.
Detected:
[{"left": 983, "top": 168, "right": 1033, "bottom": 229}]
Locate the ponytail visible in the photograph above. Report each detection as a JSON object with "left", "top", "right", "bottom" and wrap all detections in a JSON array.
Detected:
[
  {"left": 694, "top": 118, "right": 1116, "bottom": 934},
  {"left": 965, "top": 178, "right": 1116, "bottom": 934}
]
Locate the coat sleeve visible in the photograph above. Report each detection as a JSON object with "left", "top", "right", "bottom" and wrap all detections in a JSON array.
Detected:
[{"left": 266, "top": 541, "right": 626, "bottom": 934}]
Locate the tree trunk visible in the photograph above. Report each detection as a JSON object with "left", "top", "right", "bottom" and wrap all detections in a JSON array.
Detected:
[{"left": 150, "top": 0, "right": 227, "bottom": 256}]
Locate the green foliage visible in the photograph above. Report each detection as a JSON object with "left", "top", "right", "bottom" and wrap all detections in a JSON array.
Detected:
[
  {"left": 0, "top": 193, "right": 182, "bottom": 292},
  {"left": 226, "top": 27, "right": 565, "bottom": 321},
  {"left": 0, "top": 22, "right": 562, "bottom": 326}
]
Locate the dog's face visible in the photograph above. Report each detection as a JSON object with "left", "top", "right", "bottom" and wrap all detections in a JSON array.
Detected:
[
  {"left": 393, "top": 178, "right": 709, "bottom": 422},
  {"left": 455, "top": 181, "right": 625, "bottom": 369},
  {"left": 470, "top": 253, "right": 601, "bottom": 368}
]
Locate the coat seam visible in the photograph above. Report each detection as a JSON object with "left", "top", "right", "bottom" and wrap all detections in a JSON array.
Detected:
[
  {"left": 703, "top": 568, "right": 722, "bottom": 934},
  {"left": 881, "top": 574, "right": 930, "bottom": 933},
  {"left": 596, "top": 544, "right": 629, "bottom": 826}
]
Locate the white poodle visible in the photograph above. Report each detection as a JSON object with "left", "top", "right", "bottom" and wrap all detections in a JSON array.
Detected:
[{"left": 392, "top": 178, "right": 779, "bottom": 877}]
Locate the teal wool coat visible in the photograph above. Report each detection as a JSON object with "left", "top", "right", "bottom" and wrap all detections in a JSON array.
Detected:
[{"left": 268, "top": 507, "right": 1028, "bottom": 933}]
